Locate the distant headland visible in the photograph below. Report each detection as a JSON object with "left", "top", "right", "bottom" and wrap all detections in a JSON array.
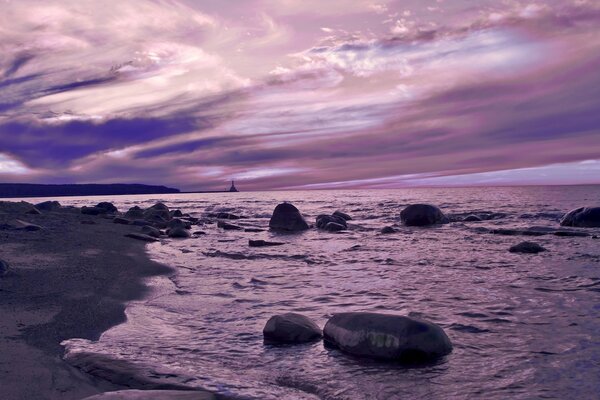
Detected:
[{"left": 0, "top": 183, "right": 180, "bottom": 198}]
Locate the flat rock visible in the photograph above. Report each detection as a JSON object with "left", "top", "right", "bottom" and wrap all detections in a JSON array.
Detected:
[
  {"left": 217, "top": 221, "right": 243, "bottom": 230},
  {"left": 249, "top": 239, "right": 285, "bottom": 247},
  {"left": 400, "top": 204, "right": 449, "bottom": 226},
  {"left": 560, "top": 207, "right": 600, "bottom": 228},
  {"left": 509, "top": 241, "right": 546, "bottom": 254},
  {"left": 263, "top": 313, "right": 322, "bottom": 343},
  {"left": 125, "top": 233, "right": 159, "bottom": 242},
  {"left": 324, "top": 312, "right": 452, "bottom": 362},
  {"left": 269, "top": 202, "right": 310, "bottom": 232},
  {"left": 244, "top": 228, "right": 265, "bottom": 233}
]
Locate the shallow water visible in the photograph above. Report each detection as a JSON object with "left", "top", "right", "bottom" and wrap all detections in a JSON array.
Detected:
[{"left": 55, "top": 187, "right": 599, "bottom": 399}]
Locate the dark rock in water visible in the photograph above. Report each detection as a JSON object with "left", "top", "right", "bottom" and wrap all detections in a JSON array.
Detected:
[
  {"left": 125, "top": 206, "right": 145, "bottom": 219},
  {"left": 171, "top": 209, "right": 183, "bottom": 218},
  {"left": 217, "top": 221, "right": 243, "bottom": 230},
  {"left": 141, "top": 225, "right": 161, "bottom": 238},
  {"left": 244, "top": 228, "right": 265, "bottom": 233},
  {"left": 96, "top": 202, "right": 118, "bottom": 213},
  {"left": 125, "top": 233, "right": 159, "bottom": 242},
  {"left": 193, "top": 230, "right": 207, "bottom": 235},
  {"left": 167, "top": 218, "right": 191, "bottom": 230},
  {"left": 333, "top": 210, "right": 352, "bottom": 221},
  {"left": 324, "top": 222, "right": 346, "bottom": 232},
  {"left": 144, "top": 203, "right": 171, "bottom": 221},
  {"left": 25, "top": 207, "right": 42, "bottom": 215},
  {"left": 0, "top": 259, "right": 9, "bottom": 276},
  {"left": 380, "top": 226, "right": 397, "bottom": 234},
  {"left": 509, "top": 241, "right": 546, "bottom": 254},
  {"left": 323, "top": 312, "right": 452, "bottom": 361},
  {"left": 35, "top": 200, "right": 61, "bottom": 211},
  {"left": 463, "top": 215, "right": 482, "bottom": 222},
  {"left": 263, "top": 313, "right": 322, "bottom": 343},
  {"left": 560, "top": 207, "right": 600, "bottom": 228},
  {"left": 167, "top": 227, "right": 191, "bottom": 238},
  {"left": 316, "top": 214, "right": 347, "bottom": 229},
  {"left": 269, "top": 203, "right": 310, "bottom": 232},
  {"left": 113, "top": 217, "right": 130, "bottom": 225},
  {"left": 249, "top": 239, "right": 285, "bottom": 247},
  {"left": 400, "top": 204, "right": 449, "bottom": 226},
  {"left": 216, "top": 212, "right": 240, "bottom": 220}
]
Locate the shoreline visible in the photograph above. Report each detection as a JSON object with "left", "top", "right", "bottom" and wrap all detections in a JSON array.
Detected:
[{"left": 0, "top": 203, "right": 214, "bottom": 399}]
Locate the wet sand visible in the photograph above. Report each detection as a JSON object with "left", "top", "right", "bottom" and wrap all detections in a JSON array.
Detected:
[{"left": 0, "top": 204, "right": 212, "bottom": 400}]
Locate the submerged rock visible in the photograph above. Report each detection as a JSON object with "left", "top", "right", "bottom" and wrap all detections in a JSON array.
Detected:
[
  {"left": 380, "top": 226, "right": 397, "bottom": 234},
  {"left": 509, "top": 241, "right": 546, "bottom": 254},
  {"left": 324, "top": 222, "right": 346, "bottom": 232},
  {"left": 249, "top": 239, "right": 285, "bottom": 247},
  {"left": 125, "top": 233, "right": 159, "bottom": 242},
  {"left": 333, "top": 210, "right": 352, "bottom": 221},
  {"left": 323, "top": 312, "right": 452, "bottom": 362},
  {"left": 263, "top": 313, "right": 322, "bottom": 343},
  {"left": 0, "top": 259, "right": 9, "bottom": 276},
  {"left": 269, "top": 203, "right": 309, "bottom": 232},
  {"left": 400, "top": 204, "right": 449, "bottom": 226},
  {"left": 35, "top": 200, "right": 61, "bottom": 211},
  {"left": 217, "top": 221, "right": 243, "bottom": 230},
  {"left": 216, "top": 212, "right": 240, "bottom": 220},
  {"left": 316, "top": 214, "right": 347, "bottom": 229},
  {"left": 167, "top": 227, "right": 191, "bottom": 238},
  {"left": 560, "top": 207, "right": 600, "bottom": 228},
  {"left": 463, "top": 215, "right": 482, "bottom": 222}
]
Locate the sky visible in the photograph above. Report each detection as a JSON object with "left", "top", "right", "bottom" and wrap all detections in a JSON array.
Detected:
[{"left": 0, "top": 0, "right": 599, "bottom": 191}]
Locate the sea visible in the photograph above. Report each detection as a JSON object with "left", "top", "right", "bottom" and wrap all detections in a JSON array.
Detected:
[{"left": 27, "top": 186, "right": 600, "bottom": 399}]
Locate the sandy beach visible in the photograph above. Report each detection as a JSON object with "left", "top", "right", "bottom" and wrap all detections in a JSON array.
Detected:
[{"left": 0, "top": 201, "right": 215, "bottom": 400}]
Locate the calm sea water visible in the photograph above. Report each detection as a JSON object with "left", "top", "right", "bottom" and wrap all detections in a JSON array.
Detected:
[{"left": 51, "top": 187, "right": 599, "bottom": 399}]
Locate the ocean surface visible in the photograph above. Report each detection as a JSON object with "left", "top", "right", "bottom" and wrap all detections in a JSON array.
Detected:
[{"left": 34, "top": 187, "right": 600, "bottom": 399}]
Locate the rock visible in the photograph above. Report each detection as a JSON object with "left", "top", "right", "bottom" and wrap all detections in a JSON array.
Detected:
[
  {"left": 1, "top": 219, "right": 43, "bottom": 231},
  {"left": 269, "top": 203, "right": 310, "bottom": 232},
  {"left": 333, "top": 210, "right": 352, "bottom": 221},
  {"left": 0, "top": 259, "right": 9, "bottom": 276},
  {"left": 145, "top": 214, "right": 168, "bottom": 228},
  {"left": 192, "top": 230, "right": 207, "bottom": 235},
  {"left": 463, "top": 215, "right": 482, "bottom": 222},
  {"left": 263, "top": 313, "right": 322, "bottom": 344},
  {"left": 553, "top": 230, "right": 590, "bottom": 237},
  {"left": 125, "top": 206, "right": 145, "bottom": 219},
  {"left": 217, "top": 221, "right": 243, "bottom": 230},
  {"left": 171, "top": 209, "right": 183, "bottom": 218},
  {"left": 0, "top": 201, "right": 38, "bottom": 214},
  {"left": 113, "top": 217, "right": 130, "bottom": 225},
  {"left": 167, "top": 218, "right": 192, "bottom": 230},
  {"left": 316, "top": 214, "right": 347, "bottom": 229},
  {"left": 323, "top": 312, "right": 452, "bottom": 362},
  {"left": 96, "top": 202, "right": 118, "bottom": 213},
  {"left": 560, "top": 207, "right": 600, "bottom": 228},
  {"left": 125, "top": 233, "right": 159, "bottom": 242},
  {"left": 167, "top": 227, "right": 191, "bottom": 238},
  {"left": 141, "top": 225, "right": 161, "bottom": 238},
  {"left": 81, "top": 206, "right": 105, "bottom": 215},
  {"left": 35, "top": 200, "right": 62, "bottom": 211},
  {"left": 144, "top": 203, "right": 171, "bottom": 221},
  {"left": 25, "top": 207, "right": 42, "bottom": 215},
  {"left": 130, "top": 219, "right": 150, "bottom": 226},
  {"left": 380, "top": 226, "right": 397, "bottom": 234},
  {"left": 249, "top": 239, "right": 285, "bottom": 247},
  {"left": 509, "top": 241, "right": 546, "bottom": 254},
  {"left": 244, "top": 228, "right": 265, "bottom": 233},
  {"left": 400, "top": 204, "right": 449, "bottom": 226},
  {"left": 216, "top": 212, "right": 240, "bottom": 220},
  {"left": 324, "top": 222, "right": 346, "bottom": 232}
]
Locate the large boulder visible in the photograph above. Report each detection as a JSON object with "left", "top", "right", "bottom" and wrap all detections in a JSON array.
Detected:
[
  {"left": 125, "top": 206, "right": 145, "bottom": 219},
  {"left": 263, "top": 313, "right": 322, "bottom": 343},
  {"left": 269, "top": 203, "right": 309, "bottom": 232},
  {"left": 144, "top": 203, "right": 171, "bottom": 221},
  {"left": 96, "top": 202, "right": 118, "bottom": 213},
  {"left": 141, "top": 225, "right": 161, "bottom": 238},
  {"left": 167, "top": 218, "right": 191, "bottom": 230},
  {"left": 323, "top": 312, "right": 452, "bottom": 362},
  {"left": 560, "top": 207, "right": 600, "bottom": 228},
  {"left": 400, "top": 204, "right": 449, "bottom": 226},
  {"left": 35, "top": 200, "right": 62, "bottom": 211}
]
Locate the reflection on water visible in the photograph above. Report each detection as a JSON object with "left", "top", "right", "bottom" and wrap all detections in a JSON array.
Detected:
[{"left": 60, "top": 187, "right": 600, "bottom": 399}]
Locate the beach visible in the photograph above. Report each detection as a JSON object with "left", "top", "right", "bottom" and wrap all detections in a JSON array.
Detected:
[{"left": 0, "top": 202, "right": 215, "bottom": 400}]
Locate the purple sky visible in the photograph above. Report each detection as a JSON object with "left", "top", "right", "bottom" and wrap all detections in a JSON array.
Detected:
[{"left": 0, "top": 0, "right": 599, "bottom": 191}]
